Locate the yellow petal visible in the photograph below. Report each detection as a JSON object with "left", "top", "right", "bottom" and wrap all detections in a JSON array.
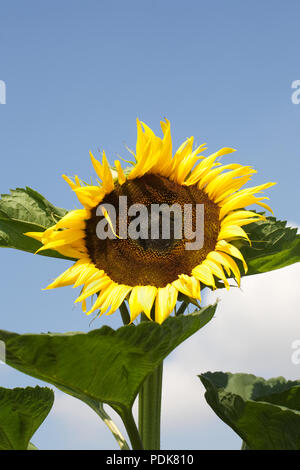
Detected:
[
  {"left": 206, "top": 167, "right": 256, "bottom": 199},
  {"left": 35, "top": 229, "right": 85, "bottom": 253},
  {"left": 171, "top": 144, "right": 207, "bottom": 184},
  {"left": 114, "top": 160, "right": 126, "bottom": 185},
  {"left": 135, "top": 118, "right": 148, "bottom": 161},
  {"left": 90, "top": 151, "right": 104, "bottom": 180},
  {"left": 169, "top": 137, "right": 194, "bottom": 182},
  {"left": 138, "top": 286, "right": 157, "bottom": 318},
  {"left": 105, "top": 285, "right": 132, "bottom": 316},
  {"left": 24, "top": 231, "right": 44, "bottom": 242},
  {"left": 86, "top": 282, "right": 116, "bottom": 315},
  {"left": 128, "top": 136, "right": 153, "bottom": 179},
  {"left": 257, "top": 201, "right": 273, "bottom": 213},
  {"left": 45, "top": 258, "right": 91, "bottom": 290},
  {"left": 50, "top": 245, "right": 86, "bottom": 259},
  {"left": 73, "top": 185, "right": 106, "bottom": 208},
  {"left": 89, "top": 283, "right": 131, "bottom": 316},
  {"left": 46, "top": 228, "right": 84, "bottom": 243},
  {"left": 129, "top": 285, "right": 157, "bottom": 322},
  {"left": 155, "top": 284, "right": 178, "bottom": 324},
  {"left": 190, "top": 163, "right": 241, "bottom": 188},
  {"left": 62, "top": 174, "right": 81, "bottom": 190},
  {"left": 237, "top": 182, "right": 276, "bottom": 197},
  {"left": 221, "top": 210, "right": 265, "bottom": 226},
  {"left": 160, "top": 118, "right": 172, "bottom": 162},
  {"left": 89, "top": 151, "right": 114, "bottom": 194},
  {"left": 213, "top": 174, "right": 257, "bottom": 203},
  {"left": 192, "top": 264, "right": 216, "bottom": 288},
  {"left": 219, "top": 182, "right": 276, "bottom": 218},
  {"left": 173, "top": 275, "right": 200, "bottom": 299},
  {"left": 101, "top": 151, "right": 115, "bottom": 193},
  {"left": 215, "top": 240, "right": 248, "bottom": 273},
  {"left": 202, "top": 259, "right": 230, "bottom": 290},
  {"left": 128, "top": 287, "right": 143, "bottom": 322},
  {"left": 218, "top": 224, "right": 251, "bottom": 244},
  {"left": 179, "top": 147, "right": 207, "bottom": 184},
  {"left": 207, "top": 251, "right": 241, "bottom": 286},
  {"left": 55, "top": 210, "right": 88, "bottom": 229},
  {"left": 73, "top": 264, "right": 98, "bottom": 288},
  {"left": 185, "top": 148, "right": 236, "bottom": 186},
  {"left": 219, "top": 194, "right": 258, "bottom": 219},
  {"left": 75, "top": 274, "right": 111, "bottom": 302}
]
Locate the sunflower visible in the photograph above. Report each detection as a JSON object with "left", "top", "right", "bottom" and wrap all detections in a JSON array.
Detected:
[{"left": 26, "top": 119, "right": 275, "bottom": 324}]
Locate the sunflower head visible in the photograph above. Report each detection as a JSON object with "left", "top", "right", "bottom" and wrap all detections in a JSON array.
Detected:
[{"left": 26, "top": 119, "right": 275, "bottom": 323}]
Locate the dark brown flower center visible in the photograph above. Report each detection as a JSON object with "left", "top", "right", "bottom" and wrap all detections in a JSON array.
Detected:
[{"left": 84, "top": 174, "right": 220, "bottom": 287}]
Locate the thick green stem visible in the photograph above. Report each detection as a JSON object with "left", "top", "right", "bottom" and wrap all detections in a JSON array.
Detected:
[
  {"left": 138, "top": 312, "right": 163, "bottom": 450},
  {"left": 138, "top": 361, "right": 163, "bottom": 450},
  {"left": 121, "top": 408, "right": 144, "bottom": 450},
  {"left": 119, "top": 301, "right": 130, "bottom": 325},
  {"left": 139, "top": 364, "right": 163, "bottom": 450},
  {"left": 175, "top": 301, "right": 189, "bottom": 316},
  {"left": 119, "top": 301, "right": 144, "bottom": 449}
]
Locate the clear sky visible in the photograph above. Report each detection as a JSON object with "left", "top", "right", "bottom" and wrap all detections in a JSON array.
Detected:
[{"left": 0, "top": 0, "right": 300, "bottom": 450}]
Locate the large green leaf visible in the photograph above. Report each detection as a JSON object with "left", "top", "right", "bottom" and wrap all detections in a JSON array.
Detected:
[
  {"left": 0, "top": 386, "right": 54, "bottom": 450},
  {"left": 238, "top": 215, "right": 300, "bottom": 275},
  {"left": 0, "top": 305, "right": 216, "bottom": 419},
  {"left": 199, "top": 372, "right": 300, "bottom": 450},
  {"left": 0, "top": 187, "right": 73, "bottom": 260}
]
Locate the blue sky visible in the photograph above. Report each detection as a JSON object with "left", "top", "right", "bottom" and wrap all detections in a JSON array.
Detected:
[{"left": 0, "top": 0, "right": 300, "bottom": 450}]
